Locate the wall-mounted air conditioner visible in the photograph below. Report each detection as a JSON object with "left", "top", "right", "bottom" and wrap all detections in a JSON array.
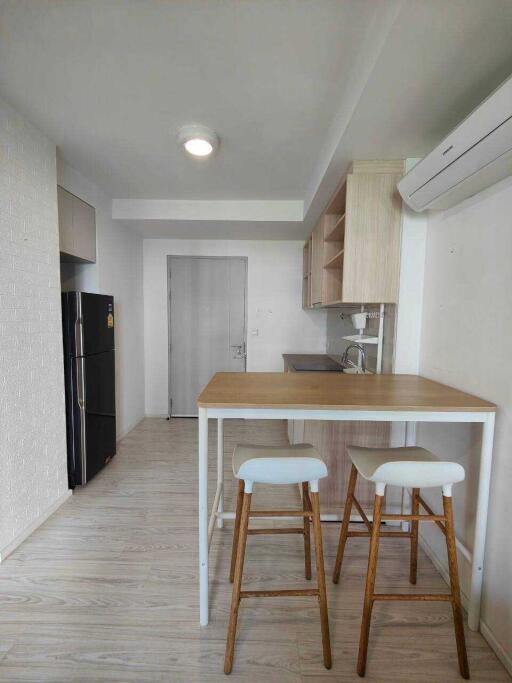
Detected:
[{"left": 398, "top": 74, "right": 512, "bottom": 212}]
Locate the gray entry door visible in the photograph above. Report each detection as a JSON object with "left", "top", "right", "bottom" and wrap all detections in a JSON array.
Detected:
[{"left": 168, "top": 256, "right": 247, "bottom": 416}]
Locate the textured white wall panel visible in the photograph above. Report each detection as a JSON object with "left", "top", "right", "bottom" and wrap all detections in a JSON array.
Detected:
[{"left": 0, "top": 97, "right": 69, "bottom": 556}]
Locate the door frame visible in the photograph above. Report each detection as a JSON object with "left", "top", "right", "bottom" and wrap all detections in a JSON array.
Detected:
[{"left": 167, "top": 255, "right": 248, "bottom": 418}]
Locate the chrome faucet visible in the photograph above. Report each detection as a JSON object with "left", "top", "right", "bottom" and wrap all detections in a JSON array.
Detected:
[{"left": 341, "top": 343, "right": 366, "bottom": 373}]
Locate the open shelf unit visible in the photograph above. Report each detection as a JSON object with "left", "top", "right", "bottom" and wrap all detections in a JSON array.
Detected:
[
  {"left": 341, "top": 304, "right": 385, "bottom": 373},
  {"left": 320, "top": 181, "right": 346, "bottom": 305},
  {"left": 324, "top": 250, "right": 344, "bottom": 269},
  {"left": 324, "top": 213, "right": 345, "bottom": 242}
]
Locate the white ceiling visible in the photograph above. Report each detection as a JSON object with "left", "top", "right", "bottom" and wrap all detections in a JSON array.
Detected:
[
  {"left": 1, "top": 0, "right": 512, "bottom": 239},
  {"left": 0, "top": 0, "right": 377, "bottom": 199}
]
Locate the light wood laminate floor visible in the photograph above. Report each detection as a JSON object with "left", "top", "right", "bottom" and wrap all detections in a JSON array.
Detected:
[{"left": 0, "top": 418, "right": 509, "bottom": 682}]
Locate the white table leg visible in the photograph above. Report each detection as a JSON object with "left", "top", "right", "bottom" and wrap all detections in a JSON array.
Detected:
[
  {"left": 217, "top": 418, "right": 224, "bottom": 529},
  {"left": 468, "top": 412, "right": 495, "bottom": 631},
  {"left": 404, "top": 421, "right": 417, "bottom": 446},
  {"left": 199, "top": 407, "right": 209, "bottom": 626}
]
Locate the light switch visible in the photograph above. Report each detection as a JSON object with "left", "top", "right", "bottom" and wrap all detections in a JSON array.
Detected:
[{"left": 250, "top": 329, "right": 259, "bottom": 336}]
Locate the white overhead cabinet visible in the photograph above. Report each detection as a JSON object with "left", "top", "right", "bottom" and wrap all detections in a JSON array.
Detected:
[{"left": 57, "top": 186, "right": 96, "bottom": 263}]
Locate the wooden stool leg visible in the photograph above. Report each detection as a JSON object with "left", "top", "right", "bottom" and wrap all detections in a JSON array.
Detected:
[
  {"left": 224, "top": 491, "right": 252, "bottom": 675},
  {"left": 229, "top": 480, "right": 245, "bottom": 583},
  {"left": 302, "top": 482, "right": 312, "bottom": 580},
  {"left": 333, "top": 464, "right": 358, "bottom": 583},
  {"left": 310, "top": 491, "right": 332, "bottom": 669},
  {"left": 409, "top": 488, "right": 420, "bottom": 585},
  {"left": 443, "top": 495, "right": 470, "bottom": 679},
  {"left": 357, "top": 493, "right": 384, "bottom": 677}
]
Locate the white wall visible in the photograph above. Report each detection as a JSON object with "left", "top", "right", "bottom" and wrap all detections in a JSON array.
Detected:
[
  {"left": 57, "top": 159, "right": 145, "bottom": 439},
  {"left": 0, "top": 97, "right": 70, "bottom": 559},
  {"left": 417, "top": 176, "right": 512, "bottom": 672},
  {"left": 393, "top": 159, "right": 428, "bottom": 375},
  {"left": 143, "top": 239, "right": 327, "bottom": 416}
]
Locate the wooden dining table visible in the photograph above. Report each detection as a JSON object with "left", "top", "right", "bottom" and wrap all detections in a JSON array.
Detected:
[{"left": 197, "top": 372, "right": 496, "bottom": 631}]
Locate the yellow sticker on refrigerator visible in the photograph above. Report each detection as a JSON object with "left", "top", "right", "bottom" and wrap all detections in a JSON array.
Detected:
[{"left": 107, "top": 313, "right": 114, "bottom": 328}]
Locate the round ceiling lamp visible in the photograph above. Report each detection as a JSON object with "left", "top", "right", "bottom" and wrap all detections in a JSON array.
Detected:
[{"left": 177, "top": 124, "right": 219, "bottom": 157}]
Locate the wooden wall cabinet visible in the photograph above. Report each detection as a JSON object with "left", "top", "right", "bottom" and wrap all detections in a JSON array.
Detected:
[
  {"left": 58, "top": 186, "right": 96, "bottom": 263},
  {"left": 302, "top": 160, "right": 404, "bottom": 307}
]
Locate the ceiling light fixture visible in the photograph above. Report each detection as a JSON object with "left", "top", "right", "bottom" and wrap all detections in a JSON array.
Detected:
[{"left": 177, "top": 125, "right": 219, "bottom": 158}]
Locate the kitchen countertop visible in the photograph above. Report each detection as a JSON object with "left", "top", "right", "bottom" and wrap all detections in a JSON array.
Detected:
[{"left": 282, "top": 353, "right": 343, "bottom": 372}]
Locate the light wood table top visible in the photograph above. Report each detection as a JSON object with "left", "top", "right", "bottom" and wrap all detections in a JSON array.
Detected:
[{"left": 197, "top": 372, "right": 496, "bottom": 412}]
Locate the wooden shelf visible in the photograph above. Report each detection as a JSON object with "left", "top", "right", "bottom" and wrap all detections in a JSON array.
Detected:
[
  {"left": 324, "top": 249, "right": 344, "bottom": 269},
  {"left": 325, "top": 179, "right": 347, "bottom": 215},
  {"left": 324, "top": 214, "right": 345, "bottom": 242}
]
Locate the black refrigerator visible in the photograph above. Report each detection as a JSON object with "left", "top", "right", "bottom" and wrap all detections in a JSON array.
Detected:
[{"left": 62, "top": 292, "right": 116, "bottom": 488}]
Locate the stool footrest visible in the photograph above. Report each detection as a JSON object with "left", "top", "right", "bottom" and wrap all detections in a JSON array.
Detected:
[
  {"left": 240, "top": 588, "right": 319, "bottom": 599},
  {"left": 347, "top": 530, "right": 412, "bottom": 538},
  {"left": 249, "top": 510, "right": 311, "bottom": 518},
  {"left": 381, "top": 513, "right": 446, "bottom": 522},
  {"left": 247, "top": 527, "right": 304, "bottom": 536},
  {"left": 372, "top": 593, "right": 452, "bottom": 602}
]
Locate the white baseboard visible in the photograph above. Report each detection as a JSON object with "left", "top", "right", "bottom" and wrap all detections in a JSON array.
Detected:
[
  {"left": 480, "top": 619, "right": 512, "bottom": 675},
  {"left": 0, "top": 489, "right": 72, "bottom": 563},
  {"left": 145, "top": 413, "right": 169, "bottom": 419},
  {"left": 116, "top": 416, "right": 144, "bottom": 442},
  {"left": 418, "top": 532, "right": 512, "bottom": 676}
]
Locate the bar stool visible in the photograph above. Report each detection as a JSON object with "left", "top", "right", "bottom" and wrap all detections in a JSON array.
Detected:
[
  {"left": 224, "top": 443, "right": 331, "bottom": 675},
  {"left": 332, "top": 446, "right": 469, "bottom": 679}
]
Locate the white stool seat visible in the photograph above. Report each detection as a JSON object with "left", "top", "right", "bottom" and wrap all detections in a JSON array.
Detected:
[
  {"left": 233, "top": 443, "right": 327, "bottom": 491},
  {"left": 347, "top": 445, "right": 465, "bottom": 495}
]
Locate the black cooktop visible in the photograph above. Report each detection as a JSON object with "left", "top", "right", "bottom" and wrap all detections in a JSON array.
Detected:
[{"left": 291, "top": 359, "right": 343, "bottom": 372}]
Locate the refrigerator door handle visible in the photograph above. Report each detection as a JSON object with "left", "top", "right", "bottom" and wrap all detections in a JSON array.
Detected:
[
  {"left": 74, "top": 318, "right": 83, "bottom": 357},
  {"left": 76, "top": 357, "right": 87, "bottom": 483},
  {"left": 75, "top": 291, "right": 84, "bottom": 357}
]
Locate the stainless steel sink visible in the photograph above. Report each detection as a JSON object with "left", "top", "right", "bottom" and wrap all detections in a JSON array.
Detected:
[{"left": 292, "top": 364, "right": 371, "bottom": 374}]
